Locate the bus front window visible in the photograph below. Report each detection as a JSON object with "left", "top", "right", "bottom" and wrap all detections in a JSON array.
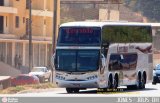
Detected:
[
  {"left": 55, "top": 50, "right": 100, "bottom": 72},
  {"left": 58, "top": 27, "right": 101, "bottom": 46},
  {"left": 77, "top": 50, "right": 99, "bottom": 72}
]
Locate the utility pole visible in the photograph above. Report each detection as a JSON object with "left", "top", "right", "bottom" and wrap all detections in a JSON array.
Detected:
[
  {"left": 53, "top": 0, "right": 58, "bottom": 53},
  {"left": 107, "top": 0, "right": 111, "bottom": 20},
  {"left": 52, "top": 0, "right": 58, "bottom": 83},
  {"left": 29, "top": 0, "right": 32, "bottom": 72}
]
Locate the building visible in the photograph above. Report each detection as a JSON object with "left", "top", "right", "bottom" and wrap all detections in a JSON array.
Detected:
[{"left": 0, "top": 0, "right": 60, "bottom": 69}]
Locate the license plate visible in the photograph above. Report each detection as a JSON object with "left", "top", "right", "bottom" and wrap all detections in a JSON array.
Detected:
[{"left": 72, "top": 83, "right": 80, "bottom": 87}]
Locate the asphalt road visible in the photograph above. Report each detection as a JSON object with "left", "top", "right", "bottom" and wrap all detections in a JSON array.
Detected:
[{"left": 6, "top": 83, "right": 160, "bottom": 97}]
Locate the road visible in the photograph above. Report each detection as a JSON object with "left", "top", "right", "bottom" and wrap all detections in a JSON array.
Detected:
[{"left": 1, "top": 83, "right": 159, "bottom": 97}]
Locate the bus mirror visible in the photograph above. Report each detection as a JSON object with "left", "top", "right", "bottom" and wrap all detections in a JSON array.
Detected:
[
  {"left": 101, "top": 54, "right": 106, "bottom": 67},
  {"left": 120, "top": 55, "right": 124, "bottom": 60},
  {"left": 102, "top": 42, "right": 109, "bottom": 48}
]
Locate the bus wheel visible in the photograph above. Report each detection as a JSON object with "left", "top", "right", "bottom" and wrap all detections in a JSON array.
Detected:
[
  {"left": 140, "top": 75, "right": 146, "bottom": 89},
  {"left": 66, "top": 88, "right": 79, "bottom": 93},
  {"left": 107, "top": 78, "right": 112, "bottom": 89},
  {"left": 152, "top": 81, "right": 156, "bottom": 85},
  {"left": 113, "top": 76, "right": 118, "bottom": 89},
  {"left": 127, "top": 74, "right": 141, "bottom": 90},
  {"left": 127, "top": 85, "right": 136, "bottom": 90},
  {"left": 74, "top": 88, "right": 79, "bottom": 93},
  {"left": 136, "top": 74, "right": 142, "bottom": 89}
]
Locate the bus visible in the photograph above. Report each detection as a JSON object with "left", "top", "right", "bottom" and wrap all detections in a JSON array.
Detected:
[{"left": 52, "top": 21, "right": 153, "bottom": 93}]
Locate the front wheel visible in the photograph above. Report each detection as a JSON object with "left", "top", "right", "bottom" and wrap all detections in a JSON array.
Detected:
[
  {"left": 66, "top": 88, "right": 79, "bottom": 93},
  {"left": 152, "top": 81, "right": 156, "bottom": 85}
]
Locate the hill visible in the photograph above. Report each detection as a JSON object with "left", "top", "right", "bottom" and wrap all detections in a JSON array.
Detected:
[{"left": 125, "top": 0, "right": 160, "bottom": 22}]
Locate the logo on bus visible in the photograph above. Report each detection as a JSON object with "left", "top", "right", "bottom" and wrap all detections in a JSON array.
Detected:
[{"left": 117, "top": 46, "right": 128, "bottom": 53}]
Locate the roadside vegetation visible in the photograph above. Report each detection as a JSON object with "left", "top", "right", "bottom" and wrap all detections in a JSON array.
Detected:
[{"left": 0, "top": 83, "right": 56, "bottom": 94}]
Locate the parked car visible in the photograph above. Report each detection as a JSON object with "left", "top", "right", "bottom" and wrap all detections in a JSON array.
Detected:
[
  {"left": 29, "top": 67, "right": 51, "bottom": 83},
  {"left": 152, "top": 64, "right": 160, "bottom": 85},
  {"left": 11, "top": 74, "right": 39, "bottom": 86}
]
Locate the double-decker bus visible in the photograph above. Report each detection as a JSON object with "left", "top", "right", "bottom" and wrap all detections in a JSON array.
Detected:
[{"left": 52, "top": 21, "right": 153, "bottom": 93}]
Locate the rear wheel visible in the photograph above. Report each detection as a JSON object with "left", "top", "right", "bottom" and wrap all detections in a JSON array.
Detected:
[
  {"left": 127, "top": 85, "right": 136, "bottom": 90},
  {"left": 66, "top": 88, "right": 79, "bottom": 93},
  {"left": 107, "top": 77, "right": 113, "bottom": 89},
  {"left": 140, "top": 74, "right": 146, "bottom": 89},
  {"left": 113, "top": 76, "right": 118, "bottom": 89},
  {"left": 152, "top": 81, "right": 156, "bottom": 85},
  {"left": 127, "top": 74, "right": 142, "bottom": 90}
]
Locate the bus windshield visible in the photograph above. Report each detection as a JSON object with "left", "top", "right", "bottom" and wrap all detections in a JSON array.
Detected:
[
  {"left": 58, "top": 27, "right": 101, "bottom": 46},
  {"left": 55, "top": 50, "right": 99, "bottom": 72}
]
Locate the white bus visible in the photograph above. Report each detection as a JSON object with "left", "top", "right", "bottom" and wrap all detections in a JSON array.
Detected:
[{"left": 52, "top": 21, "right": 153, "bottom": 93}]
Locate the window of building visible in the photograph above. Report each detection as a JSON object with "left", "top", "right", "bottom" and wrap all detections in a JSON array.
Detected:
[
  {"left": 0, "top": 16, "right": 4, "bottom": 33},
  {"left": 0, "top": 0, "right": 4, "bottom": 6},
  {"left": 15, "top": 16, "right": 19, "bottom": 28},
  {"left": 6, "top": 16, "right": 7, "bottom": 27},
  {"left": 26, "top": 18, "right": 29, "bottom": 35},
  {"left": 26, "top": 0, "right": 29, "bottom": 9},
  {"left": 23, "top": 17, "right": 25, "bottom": 23}
]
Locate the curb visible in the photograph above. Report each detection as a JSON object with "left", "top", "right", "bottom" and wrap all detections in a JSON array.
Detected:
[{"left": 17, "top": 88, "right": 55, "bottom": 94}]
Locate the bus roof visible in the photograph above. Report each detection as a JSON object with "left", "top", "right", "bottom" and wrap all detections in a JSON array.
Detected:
[
  {"left": 150, "top": 23, "right": 160, "bottom": 27},
  {"left": 60, "top": 21, "right": 153, "bottom": 27}
]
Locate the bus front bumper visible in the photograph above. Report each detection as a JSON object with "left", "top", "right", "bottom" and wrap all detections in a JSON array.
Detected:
[{"left": 55, "top": 79, "right": 99, "bottom": 88}]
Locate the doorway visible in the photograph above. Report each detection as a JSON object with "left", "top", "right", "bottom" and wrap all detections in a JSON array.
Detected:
[
  {"left": 0, "top": 0, "right": 4, "bottom": 6},
  {"left": 0, "top": 16, "right": 4, "bottom": 33}
]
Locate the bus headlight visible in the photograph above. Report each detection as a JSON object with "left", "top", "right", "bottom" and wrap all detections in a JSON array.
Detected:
[{"left": 87, "top": 75, "right": 97, "bottom": 80}]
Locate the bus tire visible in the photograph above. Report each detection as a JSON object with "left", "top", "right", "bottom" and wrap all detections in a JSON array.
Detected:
[
  {"left": 136, "top": 73, "right": 142, "bottom": 89},
  {"left": 127, "top": 73, "right": 141, "bottom": 90},
  {"left": 74, "top": 88, "right": 79, "bottom": 93},
  {"left": 107, "top": 76, "right": 113, "bottom": 89},
  {"left": 152, "top": 81, "right": 156, "bottom": 85},
  {"left": 66, "top": 88, "right": 79, "bottom": 93},
  {"left": 127, "top": 85, "right": 136, "bottom": 90},
  {"left": 141, "top": 74, "right": 146, "bottom": 89},
  {"left": 113, "top": 75, "right": 118, "bottom": 89}
]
